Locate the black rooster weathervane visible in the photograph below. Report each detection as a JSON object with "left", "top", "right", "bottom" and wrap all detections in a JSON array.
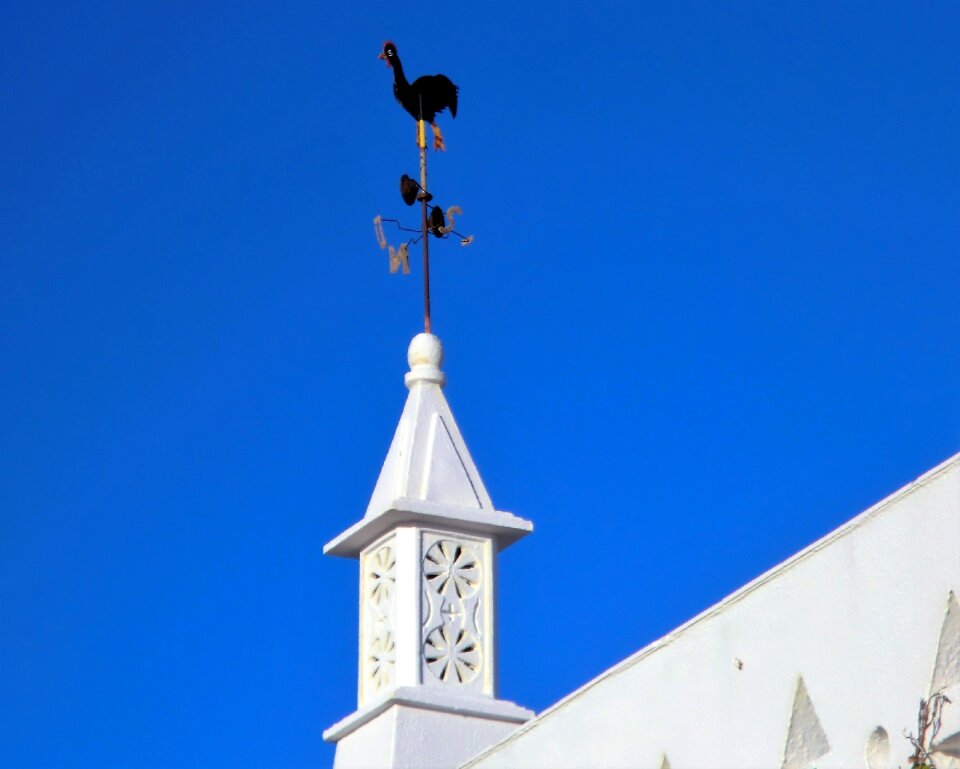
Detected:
[{"left": 372, "top": 41, "right": 472, "bottom": 334}]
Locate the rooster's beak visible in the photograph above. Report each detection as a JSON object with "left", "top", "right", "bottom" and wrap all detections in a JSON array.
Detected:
[{"left": 378, "top": 52, "right": 389, "bottom": 67}]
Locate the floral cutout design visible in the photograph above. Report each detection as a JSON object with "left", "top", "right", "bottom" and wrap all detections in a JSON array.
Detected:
[
  {"left": 423, "top": 625, "right": 480, "bottom": 684},
  {"left": 361, "top": 540, "right": 397, "bottom": 700},
  {"left": 367, "top": 626, "right": 396, "bottom": 691},
  {"left": 367, "top": 545, "right": 396, "bottom": 606},
  {"left": 423, "top": 540, "right": 480, "bottom": 599}
]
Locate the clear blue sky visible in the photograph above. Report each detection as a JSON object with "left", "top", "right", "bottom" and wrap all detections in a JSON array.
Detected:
[{"left": 2, "top": 2, "right": 957, "bottom": 767}]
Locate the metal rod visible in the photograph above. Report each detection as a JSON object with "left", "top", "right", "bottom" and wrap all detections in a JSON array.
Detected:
[{"left": 418, "top": 119, "right": 431, "bottom": 334}]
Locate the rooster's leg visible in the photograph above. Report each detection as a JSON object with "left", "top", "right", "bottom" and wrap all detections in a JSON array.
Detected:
[{"left": 430, "top": 123, "right": 446, "bottom": 152}]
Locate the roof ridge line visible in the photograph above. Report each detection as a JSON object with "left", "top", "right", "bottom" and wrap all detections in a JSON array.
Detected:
[{"left": 460, "top": 449, "right": 960, "bottom": 767}]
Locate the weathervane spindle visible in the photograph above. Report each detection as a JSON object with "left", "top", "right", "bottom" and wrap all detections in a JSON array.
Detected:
[{"left": 418, "top": 115, "right": 432, "bottom": 334}]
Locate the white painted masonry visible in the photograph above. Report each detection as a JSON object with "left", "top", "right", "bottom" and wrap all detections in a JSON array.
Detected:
[
  {"left": 324, "top": 334, "right": 959, "bottom": 768},
  {"left": 324, "top": 334, "right": 533, "bottom": 769},
  {"left": 462, "top": 453, "right": 960, "bottom": 769}
]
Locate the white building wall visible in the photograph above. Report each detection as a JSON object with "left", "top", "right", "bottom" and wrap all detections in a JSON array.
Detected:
[
  {"left": 333, "top": 705, "right": 523, "bottom": 769},
  {"left": 464, "top": 454, "right": 960, "bottom": 769}
]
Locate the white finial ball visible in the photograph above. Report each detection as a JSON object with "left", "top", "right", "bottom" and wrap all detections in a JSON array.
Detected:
[
  {"left": 408, "top": 333, "right": 443, "bottom": 370},
  {"left": 405, "top": 333, "right": 445, "bottom": 388}
]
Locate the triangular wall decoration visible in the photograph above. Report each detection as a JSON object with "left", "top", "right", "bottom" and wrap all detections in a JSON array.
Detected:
[
  {"left": 931, "top": 591, "right": 960, "bottom": 695},
  {"left": 933, "top": 729, "right": 960, "bottom": 761},
  {"left": 781, "top": 676, "right": 830, "bottom": 769}
]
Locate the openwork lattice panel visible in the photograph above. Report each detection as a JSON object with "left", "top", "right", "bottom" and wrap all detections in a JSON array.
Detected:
[
  {"left": 420, "top": 531, "right": 490, "bottom": 693},
  {"left": 360, "top": 537, "right": 397, "bottom": 703}
]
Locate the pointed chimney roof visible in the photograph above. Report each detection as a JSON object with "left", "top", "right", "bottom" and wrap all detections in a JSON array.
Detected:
[
  {"left": 324, "top": 334, "right": 532, "bottom": 557},
  {"left": 364, "top": 332, "right": 493, "bottom": 515}
]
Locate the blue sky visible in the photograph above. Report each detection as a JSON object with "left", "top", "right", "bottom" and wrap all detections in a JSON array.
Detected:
[{"left": 1, "top": 2, "right": 958, "bottom": 767}]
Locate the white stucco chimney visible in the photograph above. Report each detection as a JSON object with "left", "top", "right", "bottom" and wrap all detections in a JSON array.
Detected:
[{"left": 323, "top": 333, "right": 534, "bottom": 769}]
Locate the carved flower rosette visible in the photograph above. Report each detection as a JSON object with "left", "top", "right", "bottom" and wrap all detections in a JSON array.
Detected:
[
  {"left": 361, "top": 541, "right": 397, "bottom": 701},
  {"left": 421, "top": 535, "right": 485, "bottom": 690}
]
